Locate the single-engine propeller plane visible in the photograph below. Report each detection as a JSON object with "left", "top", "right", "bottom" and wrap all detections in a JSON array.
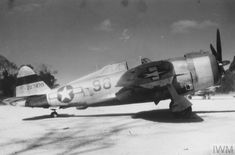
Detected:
[{"left": 3, "top": 29, "right": 230, "bottom": 117}]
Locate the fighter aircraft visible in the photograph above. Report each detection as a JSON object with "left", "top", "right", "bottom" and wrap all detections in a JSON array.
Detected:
[{"left": 3, "top": 29, "right": 230, "bottom": 117}]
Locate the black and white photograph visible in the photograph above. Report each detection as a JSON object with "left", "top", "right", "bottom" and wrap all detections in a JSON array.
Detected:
[{"left": 0, "top": 0, "right": 235, "bottom": 154}]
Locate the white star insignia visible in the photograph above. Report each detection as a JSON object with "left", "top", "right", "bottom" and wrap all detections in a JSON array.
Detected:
[{"left": 58, "top": 87, "right": 73, "bottom": 102}]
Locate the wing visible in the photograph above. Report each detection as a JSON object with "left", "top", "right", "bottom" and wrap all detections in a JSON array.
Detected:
[{"left": 116, "top": 60, "right": 192, "bottom": 112}]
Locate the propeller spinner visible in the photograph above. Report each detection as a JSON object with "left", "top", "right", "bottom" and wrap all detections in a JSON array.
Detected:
[{"left": 210, "top": 29, "right": 230, "bottom": 74}]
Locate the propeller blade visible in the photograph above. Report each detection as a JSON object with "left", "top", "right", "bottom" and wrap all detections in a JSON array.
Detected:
[
  {"left": 216, "top": 29, "right": 222, "bottom": 62},
  {"left": 210, "top": 44, "right": 218, "bottom": 59},
  {"left": 209, "top": 29, "right": 229, "bottom": 79}
]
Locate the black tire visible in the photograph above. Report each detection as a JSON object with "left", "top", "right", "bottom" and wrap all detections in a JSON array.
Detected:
[
  {"left": 172, "top": 106, "right": 192, "bottom": 118},
  {"left": 51, "top": 112, "right": 58, "bottom": 118}
]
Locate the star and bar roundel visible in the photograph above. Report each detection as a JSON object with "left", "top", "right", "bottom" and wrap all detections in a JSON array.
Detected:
[{"left": 57, "top": 85, "right": 74, "bottom": 103}]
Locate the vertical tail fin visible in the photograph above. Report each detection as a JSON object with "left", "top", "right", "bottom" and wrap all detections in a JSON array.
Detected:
[{"left": 16, "top": 65, "right": 51, "bottom": 97}]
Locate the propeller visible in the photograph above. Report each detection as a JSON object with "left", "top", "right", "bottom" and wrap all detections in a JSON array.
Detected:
[{"left": 210, "top": 29, "right": 230, "bottom": 75}]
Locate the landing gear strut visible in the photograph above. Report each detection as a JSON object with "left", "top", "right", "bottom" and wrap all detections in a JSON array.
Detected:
[
  {"left": 167, "top": 84, "right": 193, "bottom": 118},
  {"left": 50, "top": 109, "right": 59, "bottom": 118}
]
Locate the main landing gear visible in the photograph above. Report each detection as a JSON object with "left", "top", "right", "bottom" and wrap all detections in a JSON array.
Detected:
[
  {"left": 50, "top": 109, "right": 59, "bottom": 118},
  {"left": 169, "top": 101, "right": 192, "bottom": 118},
  {"left": 167, "top": 84, "right": 193, "bottom": 118}
]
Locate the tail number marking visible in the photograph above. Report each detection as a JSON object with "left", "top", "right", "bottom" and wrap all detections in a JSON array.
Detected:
[
  {"left": 93, "top": 78, "right": 111, "bottom": 92},
  {"left": 27, "top": 82, "right": 45, "bottom": 90}
]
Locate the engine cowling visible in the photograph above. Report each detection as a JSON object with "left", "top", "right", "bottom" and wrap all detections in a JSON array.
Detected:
[{"left": 184, "top": 52, "right": 219, "bottom": 92}]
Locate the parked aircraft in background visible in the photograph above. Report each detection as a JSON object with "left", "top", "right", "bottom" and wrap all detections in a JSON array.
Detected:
[
  {"left": 3, "top": 29, "right": 230, "bottom": 118},
  {"left": 187, "top": 86, "right": 218, "bottom": 100}
]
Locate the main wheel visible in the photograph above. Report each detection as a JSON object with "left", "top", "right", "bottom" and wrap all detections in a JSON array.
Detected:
[
  {"left": 50, "top": 111, "right": 58, "bottom": 118},
  {"left": 172, "top": 106, "right": 192, "bottom": 118}
]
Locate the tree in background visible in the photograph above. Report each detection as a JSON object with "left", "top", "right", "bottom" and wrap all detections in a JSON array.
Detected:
[
  {"left": 36, "top": 64, "right": 59, "bottom": 89},
  {"left": 1, "top": 70, "right": 16, "bottom": 97},
  {"left": 216, "top": 56, "right": 235, "bottom": 93},
  {"left": 0, "top": 55, "right": 17, "bottom": 97},
  {"left": 0, "top": 55, "right": 59, "bottom": 97},
  {"left": 229, "top": 56, "right": 235, "bottom": 73},
  {"left": 0, "top": 55, "right": 17, "bottom": 79},
  {"left": 217, "top": 71, "right": 235, "bottom": 93}
]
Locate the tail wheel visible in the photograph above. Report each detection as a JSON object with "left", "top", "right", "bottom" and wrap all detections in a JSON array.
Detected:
[{"left": 50, "top": 111, "right": 58, "bottom": 118}]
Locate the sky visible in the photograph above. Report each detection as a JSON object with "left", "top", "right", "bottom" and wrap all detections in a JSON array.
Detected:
[{"left": 0, "top": 0, "right": 235, "bottom": 84}]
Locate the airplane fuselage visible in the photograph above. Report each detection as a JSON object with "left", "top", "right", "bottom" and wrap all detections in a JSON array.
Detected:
[{"left": 24, "top": 51, "right": 219, "bottom": 110}]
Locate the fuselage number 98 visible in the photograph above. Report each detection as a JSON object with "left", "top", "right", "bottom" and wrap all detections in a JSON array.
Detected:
[{"left": 93, "top": 78, "right": 111, "bottom": 92}]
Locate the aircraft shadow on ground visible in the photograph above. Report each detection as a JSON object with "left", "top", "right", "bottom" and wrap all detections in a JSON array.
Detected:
[
  {"left": 22, "top": 113, "right": 134, "bottom": 121},
  {"left": 132, "top": 109, "right": 203, "bottom": 123},
  {"left": 132, "top": 109, "right": 235, "bottom": 122},
  {"left": 23, "top": 109, "right": 204, "bottom": 123},
  {"left": 23, "top": 114, "right": 82, "bottom": 121}
]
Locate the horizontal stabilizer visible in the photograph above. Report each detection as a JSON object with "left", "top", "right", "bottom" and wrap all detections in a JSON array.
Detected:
[{"left": 2, "top": 97, "right": 26, "bottom": 106}]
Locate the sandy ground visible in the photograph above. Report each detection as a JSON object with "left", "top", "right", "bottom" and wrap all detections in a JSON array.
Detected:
[{"left": 0, "top": 95, "right": 235, "bottom": 155}]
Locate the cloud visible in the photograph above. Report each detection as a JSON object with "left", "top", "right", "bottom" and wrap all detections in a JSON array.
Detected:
[
  {"left": 120, "top": 29, "right": 131, "bottom": 42},
  {"left": 8, "top": 2, "right": 42, "bottom": 13},
  {"left": 95, "top": 19, "right": 113, "bottom": 32},
  {"left": 171, "top": 20, "right": 219, "bottom": 34}
]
